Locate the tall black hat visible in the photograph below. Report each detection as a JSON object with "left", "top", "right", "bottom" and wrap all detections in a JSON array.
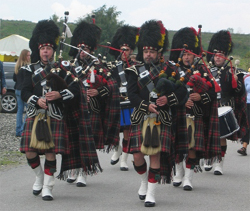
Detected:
[
  {"left": 68, "top": 20, "right": 101, "bottom": 58},
  {"left": 136, "top": 20, "right": 168, "bottom": 62},
  {"left": 206, "top": 30, "right": 233, "bottom": 62},
  {"left": 29, "top": 19, "right": 60, "bottom": 63},
  {"left": 169, "top": 27, "right": 200, "bottom": 63},
  {"left": 109, "top": 25, "right": 138, "bottom": 59}
]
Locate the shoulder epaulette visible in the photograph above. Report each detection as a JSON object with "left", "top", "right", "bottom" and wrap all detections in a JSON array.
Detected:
[
  {"left": 24, "top": 64, "right": 33, "bottom": 72},
  {"left": 125, "top": 64, "right": 139, "bottom": 75}
]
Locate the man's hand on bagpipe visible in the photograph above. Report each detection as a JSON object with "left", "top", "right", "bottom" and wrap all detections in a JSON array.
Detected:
[
  {"left": 185, "top": 99, "right": 194, "bottom": 109},
  {"left": 156, "top": 95, "right": 168, "bottom": 107},
  {"left": 148, "top": 104, "right": 159, "bottom": 115},
  {"left": 87, "top": 89, "right": 98, "bottom": 102},
  {"left": 46, "top": 91, "right": 62, "bottom": 101},
  {"left": 37, "top": 98, "right": 47, "bottom": 109},
  {"left": 189, "top": 93, "right": 201, "bottom": 102}
]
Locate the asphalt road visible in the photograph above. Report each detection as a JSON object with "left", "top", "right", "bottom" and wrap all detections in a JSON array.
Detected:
[{"left": 0, "top": 138, "right": 249, "bottom": 211}]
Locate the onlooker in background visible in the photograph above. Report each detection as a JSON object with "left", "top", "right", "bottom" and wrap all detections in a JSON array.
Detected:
[
  {"left": 237, "top": 70, "right": 250, "bottom": 155},
  {"left": 0, "top": 61, "right": 7, "bottom": 112},
  {"left": 13, "top": 49, "right": 31, "bottom": 137}
]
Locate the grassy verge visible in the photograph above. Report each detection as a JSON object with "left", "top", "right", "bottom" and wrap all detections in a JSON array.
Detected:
[{"left": 0, "top": 151, "right": 26, "bottom": 170}]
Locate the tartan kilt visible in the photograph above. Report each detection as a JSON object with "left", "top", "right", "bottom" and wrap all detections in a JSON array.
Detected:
[
  {"left": 191, "top": 116, "right": 205, "bottom": 152},
  {"left": 125, "top": 121, "right": 173, "bottom": 154},
  {"left": 89, "top": 110, "right": 104, "bottom": 149},
  {"left": 59, "top": 108, "right": 102, "bottom": 176},
  {"left": 20, "top": 116, "right": 70, "bottom": 154}
]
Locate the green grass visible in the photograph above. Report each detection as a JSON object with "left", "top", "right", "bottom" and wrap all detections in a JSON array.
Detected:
[{"left": 0, "top": 151, "right": 26, "bottom": 168}]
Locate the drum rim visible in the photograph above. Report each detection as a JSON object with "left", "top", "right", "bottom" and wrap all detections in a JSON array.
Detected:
[
  {"left": 218, "top": 106, "right": 233, "bottom": 117},
  {"left": 220, "top": 125, "right": 240, "bottom": 139}
]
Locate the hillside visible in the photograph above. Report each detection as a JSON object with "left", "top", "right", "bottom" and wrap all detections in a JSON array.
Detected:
[{"left": 1, "top": 20, "right": 249, "bottom": 69}]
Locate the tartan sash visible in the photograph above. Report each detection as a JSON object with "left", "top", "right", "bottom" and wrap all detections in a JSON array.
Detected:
[{"left": 31, "top": 63, "right": 52, "bottom": 87}]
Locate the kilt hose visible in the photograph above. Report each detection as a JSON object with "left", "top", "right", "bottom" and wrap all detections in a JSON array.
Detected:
[{"left": 20, "top": 116, "right": 70, "bottom": 155}]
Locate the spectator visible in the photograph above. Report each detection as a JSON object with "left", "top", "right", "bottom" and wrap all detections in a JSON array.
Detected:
[
  {"left": 13, "top": 49, "right": 31, "bottom": 137},
  {"left": 237, "top": 70, "right": 250, "bottom": 155},
  {"left": 0, "top": 61, "right": 7, "bottom": 112}
]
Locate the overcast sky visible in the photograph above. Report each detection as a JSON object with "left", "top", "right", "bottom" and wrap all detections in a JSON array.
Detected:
[{"left": 1, "top": 0, "right": 250, "bottom": 34}]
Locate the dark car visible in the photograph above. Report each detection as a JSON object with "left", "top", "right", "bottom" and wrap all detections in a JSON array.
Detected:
[{"left": 1, "top": 62, "right": 17, "bottom": 113}]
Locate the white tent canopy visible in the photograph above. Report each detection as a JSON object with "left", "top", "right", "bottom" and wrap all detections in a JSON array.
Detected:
[{"left": 0, "top": 34, "right": 30, "bottom": 56}]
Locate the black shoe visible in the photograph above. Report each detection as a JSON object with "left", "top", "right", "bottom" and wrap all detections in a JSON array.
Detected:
[
  {"left": 214, "top": 170, "right": 222, "bottom": 175},
  {"left": 237, "top": 147, "right": 247, "bottom": 156},
  {"left": 42, "top": 195, "right": 53, "bottom": 201},
  {"left": 110, "top": 158, "right": 119, "bottom": 165},
  {"left": 76, "top": 182, "right": 86, "bottom": 187},
  {"left": 66, "top": 178, "right": 76, "bottom": 183},
  {"left": 33, "top": 189, "right": 42, "bottom": 196},
  {"left": 120, "top": 167, "right": 128, "bottom": 171},
  {"left": 204, "top": 167, "right": 212, "bottom": 171},
  {"left": 16, "top": 135, "right": 21, "bottom": 137},
  {"left": 139, "top": 194, "right": 146, "bottom": 200},
  {"left": 145, "top": 201, "right": 155, "bottom": 207},
  {"left": 183, "top": 185, "right": 192, "bottom": 191},
  {"left": 173, "top": 182, "right": 182, "bottom": 187}
]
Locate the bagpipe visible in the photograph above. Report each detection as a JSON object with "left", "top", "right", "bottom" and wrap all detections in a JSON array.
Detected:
[{"left": 58, "top": 41, "right": 108, "bottom": 89}]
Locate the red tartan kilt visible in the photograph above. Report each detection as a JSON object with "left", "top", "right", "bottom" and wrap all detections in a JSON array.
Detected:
[
  {"left": 20, "top": 116, "right": 70, "bottom": 154},
  {"left": 125, "top": 120, "right": 173, "bottom": 154},
  {"left": 192, "top": 116, "right": 206, "bottom": 152},
  {"left": 89, "top": 110, "right": 104, "bottom": 149}
]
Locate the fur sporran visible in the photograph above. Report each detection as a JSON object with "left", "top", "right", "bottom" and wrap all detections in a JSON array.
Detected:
[
  {"left": 141, "top": 116, "right": 161, "bottom": 155},
  {"left": 186, "top": 117, "right": 195, "bottom": 149},
  {"left": 30, "top": 113, "right": 54, "bottom": 149}
]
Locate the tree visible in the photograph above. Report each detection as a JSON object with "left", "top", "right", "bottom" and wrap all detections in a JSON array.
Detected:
[{"left": 50, "top": 14, "right": 59, "bottom": 23}]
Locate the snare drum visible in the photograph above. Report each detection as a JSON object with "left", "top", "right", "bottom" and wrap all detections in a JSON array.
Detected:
[
  {"left": 218, "top": 106, "right": 240, "bottom": 138},
  {"left": 120, "top": 100, "right": 134, "bottom": 126}
]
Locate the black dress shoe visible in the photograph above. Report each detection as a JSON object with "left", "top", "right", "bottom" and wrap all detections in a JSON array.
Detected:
[
  {"left": 183, "top": 185, "right": 192, "bottom": 191},
  {"left": 42, "top": 195, "right": 53, "bottom": 201},
  {"left": 173, "top": 182, "right": 182, "bottom": 187},
  {"left": 214, "top": 170, "right": 222, "bottom": 175},
  {"left": 66, "top": 178, "right": 76, "bottom": 183},
  {"left": 120, "top": 167, "right": 128, "bottom": 171},
  {"left": 204, "top": 167, "right": 212, "bottom": 171},
  {"left": 33, "top": 189, "right": 42, "bottom": 196},
  {"left": 139, "top": 194, "right": 146, "bottom": 200},
  {"left": 145, "top": 201, "right": 155, "bottom": 207},
  {"left": 110, "top": 158, "right": 119, "bottom": 165},
  {"left": 76, "top": 182, "right": 86, "bottom": 187}
]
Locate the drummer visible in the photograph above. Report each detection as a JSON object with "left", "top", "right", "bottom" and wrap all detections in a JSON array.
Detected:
[
  {"left": 109, "top": 25, "right": 139, "bottom": 171},
  {"left": 206, "top": 30, "right": 248, "bottom": 175}
]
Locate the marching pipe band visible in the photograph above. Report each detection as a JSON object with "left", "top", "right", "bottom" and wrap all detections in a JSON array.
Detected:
[{"left": 17, "top": 14, "right": 249, "bottom": 208}]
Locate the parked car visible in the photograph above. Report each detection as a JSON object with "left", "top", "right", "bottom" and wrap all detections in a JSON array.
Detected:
[{"left": 1, "top": 62, "right": 17, "bottom": 113}]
